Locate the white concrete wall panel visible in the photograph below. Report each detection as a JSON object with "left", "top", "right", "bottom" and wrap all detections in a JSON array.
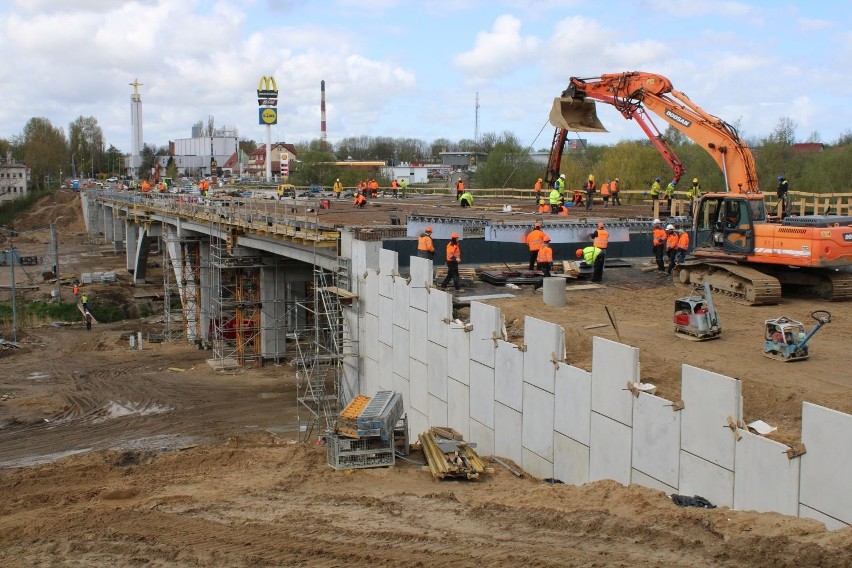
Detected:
[
  {"left": 589, "top": 413, "right": 632, "bottom": 486},
  {"left": 393, "top": 373, "right": 410, "bottom": 419},
  {"left": 392, "top": 278, "right": 410, "bottom": 329},
  {"left": 469, "top": 302, "right": 502, "bottom": 368},
  {"left": 365, "top": 314, "right": 379, "bottom": 362},
  {"left": 378, "top": 296, "right": 394, "bottom": 346},
  {"left": 447, "top": 379, "right": 471, "bottom": 441},
  {"left": 409, "top": 359, "right": 428, "bottom": 415},
  {"left": 409, "top": 309, "right": 428, "bottom": 363},
  {"left": 522, "top": 316, "right": 565, "bottom": 394},
  {"left": 362, "top": 269, "right": 379, "bottom": 316},
  {"left": 427, "top": 342, "right": 448, "bottom": 402},
  {"left": 469, "top": 361, "right": 495, "bottom": 429},
  {"left": 494, "top": 340, "right": 524, "bottom": 411},
  {"left": 734, "top": 431, "right": 800, "bottom": 517},
  {"left": 631, "top": 470, "right": 677, "bottom": 494},
  {"left": 408, "top": 256, "right": 432, "bottom": 311},
  {"left": 377, "top": 342, "right": 394, "bottom": 391},
  {"left": 494, "top": 402, "right": 523, "bottom": 465},
  {"left": 469, "top": 419, "right": 495, "bottom": 457},
  {"left": 681, "top": 365, "right": 741, "bottom": 471},
  {"left": 554, "top": 432, "right": 590, "bottom": 486},
  {"left": 799, "top": 505, "right": 849, "bottom": 531},
  {"left": 591, "top": 337, "right": 639, "bottom": 427},
  {"left": 378, "top": 248, "right": 397, "bottom": 298},
  {"left": 522, "top": 383, "right": 555, "bottom": 462},
  {"left": 632, "top": 393, "right": 681, "bottom": 490},
  {"left": 427, "top": 289, "right": 452, "bottom": 347},
  {"left": 361, "top": 356, "right": 379, "bottom": 397},
  {"left": 522, "top": 447, "right": 554, "bottom": 480},
  {"left": 392, "top": 326, "right": 410, "bottom": 380},
  {"left": 447, "top": 324, "right": 470, "bottom": 386},
  {"left": 800, "top": 402, "right": 852, "bottom": 526},
  {"left": 409, "top": 408, "right": 430, "bottom": 443},
  {"left": 428, "top": 394, "right": 448, "bottom": 429},
  {"left": 554, "top": 363, "right": 592, "bottom": 446},
  {"left": 678, "top": 451, "right": 734, "bottom": 509}
]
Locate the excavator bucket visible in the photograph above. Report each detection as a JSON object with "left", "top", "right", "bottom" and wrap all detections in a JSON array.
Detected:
[{"left": 549, "top": 97, "right": 608, "bottom": 133}]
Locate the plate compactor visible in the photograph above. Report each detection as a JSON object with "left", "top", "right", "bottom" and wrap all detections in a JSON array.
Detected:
[
  {"left": 763, "top": 310, "right": 831, "bottom": 362},
  {"left": 674, "top": 282, "right": 721, "bottom": 341}
]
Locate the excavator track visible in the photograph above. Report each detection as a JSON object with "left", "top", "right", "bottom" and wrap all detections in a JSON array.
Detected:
[
  {"left": 673, "top": 262, "right": 783, "bottom": 306},
  {"left": 822, "top": 272, "right": 852, "bottom": 301}
]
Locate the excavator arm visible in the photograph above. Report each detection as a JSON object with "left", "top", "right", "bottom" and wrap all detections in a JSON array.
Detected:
[{"left": 550, "top": 72, "right": 759, "bottom": 193}]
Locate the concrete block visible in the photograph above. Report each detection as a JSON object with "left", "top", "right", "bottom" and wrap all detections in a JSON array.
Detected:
[
  {"left": 678, "top": 450, "right": 734, "bottom": 509},
  {"left": 469, "top": 419, "right": 495, "bottom": 457},
  {"left": 632, "top": 393, "right": 681, "bottom": 490},
  {"left": 522, "top": 447, "right": 554, "bottom": 480},
  {"left": 409, "top": 308, "right": 428, "bottom": 363},
  {"left": 469, "top": 302, "right": 503, "bottom": 368},
  {"left": 800, "top": 402, "right": 852, "bottom": 526},
  {"left": 427, "top": 341, "right": 448, "bottom": 402},
  {"left": 392, "top": 278, "right": 410, "bottom": 329},
  {"left": 553, "top": 432, "right": 590, "bottom": 486},
  {"left": 554, "top": 363, "right": 592, "bottom": 446},
  {"left": 378, "top": 296, "right": 394, "bottom": 346},
  {"left": 495, "top": 340, "right": 524, "bottom": 411},
  {"left": 681, "top": 365, "right": 741, "bottom": 470},
  {"left": 494, "top": 402, "right": 523, "bottom": 465},
  {"left": 591, "top": 337, "right": 639, "bottom": 427},
  {"left": 409, "top": 256, "right": 432, "bottom": 311},
  {"left": 589, "top": 412, "right": 632, "bottom": 486},
  {"left": 427, "top": 289, "right": 452, "bottom": 347},
  {"left": 447, "top": 323, "right": 470, "bottom": 385},
  {"left": 522, "top": 383, "right": 555, "bottom": 462},
  {"left": 365, "top": 313, "right": 378, "bottom": 362},
  {"left": 362, "top": 269, "right": 379, "bottom": 316},
  {"left": 447, "top": 379, "right": 470, "bottom": 441},
  {"left": 469, "top": 361, "right": 495, "bottom": 429},
  {"left": 409, "top": 359, "right": 428, "bottom": 415},
  {"left": 393, "top": 373, "right": 411, "bottom": 418},
  {"left": 799, "top": 505, "right": 849, "bottom": 531},
  {"left": 378, "top": 248, "right": 398, "bottom": 298},
  {"left": 361, "top": 356, "right": 379, "bottom": 397},
  {"left": 377, "top": 342, "right": 394, "bottom": 391},
  {"left": 631, "top": 470, "right": 677, "bottom": 495},
  {"left": 522, "top": 316, "right": 565, "bottom": 394},
  {"left": 428, "top": 394, "right": 448, "bottom": 428},
  {"left": 734, "top": 430, "right": 799, "bottom": 517},
  {"left": 409, "top": 408, "right": 430, "bottom": 443},
  {"left": 392, "top": 326, "right": 409, "bottom": 380}
]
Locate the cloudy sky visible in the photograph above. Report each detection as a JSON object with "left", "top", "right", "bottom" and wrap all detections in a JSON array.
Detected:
[{"left": 0, "top": 0, "right": 849, "bottom": 154}]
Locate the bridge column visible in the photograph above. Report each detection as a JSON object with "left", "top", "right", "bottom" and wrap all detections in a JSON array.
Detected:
[
  {"left": 113, "top": 217, "right": 126, "bottom": 253},
  {"left": 125, "top": 220, "right": 138, "bottom": 273},
  {"left": 261, "top": 262, "right": 289, "bottom": 360},
  {"left": 103, "top": 206, "right": 115, "bottom": 242}
]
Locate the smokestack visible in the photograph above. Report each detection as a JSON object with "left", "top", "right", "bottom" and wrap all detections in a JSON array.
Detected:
[{"left": 321, "top": 80, "right": 327, "bottom": 144}]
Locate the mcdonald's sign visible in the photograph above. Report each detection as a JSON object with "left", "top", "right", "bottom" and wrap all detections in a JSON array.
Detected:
[{"left": 257, "top": 75, "right": 278, "bottom": 106}]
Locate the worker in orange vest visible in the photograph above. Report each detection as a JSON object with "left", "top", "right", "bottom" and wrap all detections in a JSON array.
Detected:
[
  {"left": 141, "top": 180, "right": 151, "bottom": 193},
  {"left": 534, "top": 178, "right": 543, "bottom": 203},
  {"left": 536, "top": 239, "right": 554, "bottom": 284},
  {"left": 676, "top": 228, "right": 690, "bottom": 264},
  {"left": 391, "top": 179, "right": 399, "bottom": 198},
  {"left": 417, "top": 226, "right": 435, "bottom": 260},
  {"left": 585, "top": 174, "right": 596, "bottom": 211},
  {"left": 601, "top": 180, "right": 611, "bottom": 207},
  {"left": 440, "top": 232, "right": 462, "bottom": 291},
  {"left": 455, "top": 177, "right": 465, "bottom": 200},
  {"left": 611, "top": 177, "right": 621, "bottom": 205},
  {"left": 665, "top": 224, "right": 679, "bottom": 274},
  {"left": 72, "top": 284, "right": 79, "bottom": 298},
  {"left": 572, "top": 189, "right": 584, "bottom": 207},
  {"left": 525, "top": 222, "right": 549, "bottom": 270},
  {"left": 588, "top": 221, "right": 608, "bottom": 282},
  {"left": 369, "top": 179, "right": 379, "bottom": 197},
  {"left": 354, "top": 193, "right": 367, "bottom": 208},
  {"left": 557, "top": 200, "right": 569, "bottom": 216},
  {"left": 537, "top": 199, "right": 551, "bottom": 214},
  {"left": 652, "top": 218, "right": 666, "bottom": 272}
]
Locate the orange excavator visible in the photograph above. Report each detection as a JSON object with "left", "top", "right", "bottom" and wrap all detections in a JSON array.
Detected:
[{"left": 547, "top": 71, "right": 852, "bottom": 304}]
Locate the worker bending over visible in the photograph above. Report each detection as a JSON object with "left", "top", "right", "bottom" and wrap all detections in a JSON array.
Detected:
[
  {"left": 459, "top": 190, "right": 474, "bottom": 207},
  {"left": 354, "top": 193, "right": 367, "bottom": 208},
  {"left": 587, "top": 222, "right": 608, "bottom": 283},
  {"left": 533, "top": 239, "right": 554, "bottom": 289},
  {"left": 576, "top": 246, "right": 603, "bottom": 280}
]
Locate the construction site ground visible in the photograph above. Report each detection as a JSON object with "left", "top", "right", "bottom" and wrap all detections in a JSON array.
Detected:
[{"left": 0, "top": 190, "right": 850, "bottom": 566}]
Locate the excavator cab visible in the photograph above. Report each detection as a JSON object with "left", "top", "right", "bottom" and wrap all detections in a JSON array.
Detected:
[
  {"left": 693, "top": 194, "right": 765, "bottom": 256},
  {"left": 549, "top": 97, "right": 608, "bottom": 133}
]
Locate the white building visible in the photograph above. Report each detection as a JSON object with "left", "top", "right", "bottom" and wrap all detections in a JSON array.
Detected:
[
  {"left": 382, "top": 163, "right": 429, "bottom": 185},
  {"left": 0, "top": 151, "right": 29, "bottom": 203},
  {"left": 166, "top": 131, "right": 238, "bottom": 177}
]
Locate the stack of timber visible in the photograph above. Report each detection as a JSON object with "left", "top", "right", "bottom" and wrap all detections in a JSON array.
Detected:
[
  {"left": 327, "top": 391, "right": 405, "bottom": 470},
  {"left": 418, "top": 427, "right": 489, "bottom": 480},
  {"left": 434, "top": 266, "right": 477, "bottom": 286}
]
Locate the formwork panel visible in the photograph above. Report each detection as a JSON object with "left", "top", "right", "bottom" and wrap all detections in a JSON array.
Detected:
[
  {"left": 734, "top": 430, "right": 799, "bottom": 517},
  {"left": 679, "top": 450, "right": 734, "bottom": 509},
  {"left": 393, "top": 373, "right": 411, "bottom": 419},
  {"left": 392, "top": 326, "right": 409, "bottom": 380},
  {"left": 522, "top": 447, "right": 554, "bottom": 481},
  {"left": 392, "top": 278, "right": 410, "bottom": 329},
  {"left": 799, "top": 505, "right": 849, "bottom": 531},
  {"left": 409, "top": 308, "right": 428, "bottom": 363},
  {"left": 378, "top": 248, "right": 397, "bottom": 298},
  {"left": 522, "top": 316, "right": 564, "bottom": 394},
  {"left": 800, "top": 402, "right": 852, "bottom": 526},
  {"left": 591, "top": 337, "right": 638, "bottom": 427},
  {"left": 589, "top": 412, "right": 632, "bottom": 486},
  {"left": 554, "top": 432, "right": 590, "bottom": 486},
  {"left": 377, "top": 342, "right": 394, "bottom": 391},
  {"left": 362, "top": 269, "right": 379, "bottom": 316},
  {"left": 469, "top": 418, "right": 495, "bottom": 457},
  {"left": 427, "top": 341, "right": 448, "bottom": 402},
  {"left": 469, "top": 302, "right": 502, "bottom": 368},
  {"left": 408, "top": 408, "right": 429, "bottom": 444},
  {"left": 409, "top": 256, "right": 432, "bottom": 312},
  {"left": 632, "top": 392, "right": 681, "bottom": 490},
  {"left": 522, "top": 383, "right": 555, "bottom": 462},
  {"left": 365, "top": 313, "right": 379, "bottom": 362},
  {"left": 494, "top": 402, "right": 523, "bottom": 465},
  {"left": 631, "top": 469, "right": 677, "bottom": 494},
  {"left": 378, "top": 296, "right": 394, "bottom": 346},
  {"left": 427, "top": 289, "right": 452, "bottom": 347},
  {"left": 409, "top": 359, "right": 428, "bottom": 416},
  {"left": 447, "top": 324, "right": 470, "bottom": 385},
  {"left": 554, "top": 363, "right": 592, "bottom": 446},
  {"left": 361, "top": 356, "right": 379, "bottom": 398},
  {"left": 428, "top": 394, "right": 448, "bottom": 429},
  {"left": 447, "top": 379, "right": 471, "bottom": 442},
  {"left": 495, "top": 340, "right": 523, "bottom": 411},
  {"left": 681, "top": 365, "right": 741, "bottom": 471},
  {"left": 469, "top": 361, "right": 495, "bottom": 429}
]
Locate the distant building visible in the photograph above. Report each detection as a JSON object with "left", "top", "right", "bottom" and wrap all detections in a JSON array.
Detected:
[
  {"left": 530, "top": 139, "right": 588, "bottom": 165},
  {"left": 791, "top": 143, "right": 825, "bottom": 154},
  {"left": 165, "top": 127, "right": 239, "bottom": 177},
  {"left": 382, "top": 163, "right": 429, "bottom": 185},
  {"left": 246, "top": 143, "right": 299, "bottom": 178},
  {"left": 439, "top": 151, "right": 487, "bottom": 172},
  {"left": 0, "top": 151, "right": 30, "bottom": 203}
]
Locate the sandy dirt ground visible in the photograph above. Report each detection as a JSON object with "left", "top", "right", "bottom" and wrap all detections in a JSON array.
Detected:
[{"left": 0, "top": 191, "right": 850, "bottom": 567}]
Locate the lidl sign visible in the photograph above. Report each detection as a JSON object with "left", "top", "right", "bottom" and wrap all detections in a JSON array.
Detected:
[{"left": 259, "top": 107, "right": 278, "bottom": 125}]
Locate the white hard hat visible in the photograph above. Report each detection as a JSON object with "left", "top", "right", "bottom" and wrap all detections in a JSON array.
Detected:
[
  {"left": 560, "top": 173, "right": 566, "bottom": 178},
  {"left": 336, "top": 178, "right": 340, "bottom": 181},
  {"left": 666, "top": 224, "right": 675, "bottom": 230},
  {"left": 652, "top": 218, "right": 661, "bottom": 224}
]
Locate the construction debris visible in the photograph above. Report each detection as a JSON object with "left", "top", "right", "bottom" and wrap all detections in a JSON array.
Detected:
[{"left": 419, "top": 427, "right": 489, "bottom": 480}]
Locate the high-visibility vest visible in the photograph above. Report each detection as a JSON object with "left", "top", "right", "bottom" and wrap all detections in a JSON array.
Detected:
[
  {"left": 354, "top": 194, "right": 365, "bottom": 205},
  {"left": 650, "top": 181, "right": 661, "bottom": 196},
  {"left": 549, "top": 189, "right": 562, "bottom": 205},
  {"left": 418, "top": 234, "right": 434, "bottom": 253},
  {"left": 601, "top": 183, "right": 610, "bottom": 196},
  {"left": 653, "top": 227, "right": 667, "bottom": 246},
  {"left": 611, "top": 180, "right": 619, "bottom": 193},
  {"left": 391, "top": 180, "right": 399, "bottom": 189},
  {"left": 446, "top": 242, "right": 461, "bottom": 262},
  {"left": 558, "top": 206, "right": 568, "bottom": 216},
  {"left": 678, "top": 232, "right": 690, "bottom": 251},
  {"left": 334, "top": 181, "right": 343, "bottom": 192},
  {"left": 536, "top": 246, "right": 553, "bottom": 263},
  {"left": 593, "top": 229, "right": 609, "bottom": 249},
  {"left": 582, "top": 247, "right": 601, "bottom": 264},
  {"left": 666, "top": 232, "right": 679, "bottom": 250},
  {"left": 538, "top": 204, "right": 551, "bottom": 213},
  {"left": 534, "top": 180, "right": 542, "bottom": 191},
  {"left": 456, "top": 180, "right": 464, "bottom": 191},
  {"left": 526, "top": 229, "right": 547, "bottom": 251},
  {"left": 586, "top": 179, "right": 596, "bottom": 192}
]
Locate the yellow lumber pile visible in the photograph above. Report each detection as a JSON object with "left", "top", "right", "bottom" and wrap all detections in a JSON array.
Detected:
[{"left": 418, "top": 427, "right": 488, "bottom": 480}]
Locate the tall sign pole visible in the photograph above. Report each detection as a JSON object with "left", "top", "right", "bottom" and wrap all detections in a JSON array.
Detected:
[{"left": 257, "top": 76, "right": 279, "bottom": 183}]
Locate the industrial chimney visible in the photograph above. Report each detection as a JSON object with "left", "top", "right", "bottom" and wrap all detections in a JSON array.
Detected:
[{"left": 321, "top": 80, "right": 327, "bottom": 144}]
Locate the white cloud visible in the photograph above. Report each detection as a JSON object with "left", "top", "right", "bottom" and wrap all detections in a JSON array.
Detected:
[
  {"left": 452, "top": 15, "right": 542, "bottom": 84},
  {"left": 797, "top": 17, "right": 832, "bottom": 33},
  {"left": 642, "top": 0, "right": 759, "bottom": 21}
]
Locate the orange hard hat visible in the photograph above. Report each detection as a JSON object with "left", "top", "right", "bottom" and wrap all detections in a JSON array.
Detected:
[
  {"left": 425, "top": 226, "right": 433, "bottom": 233},
  {"left": 575, "top": 248, "right": 583, "bottom": 258},
  {"left": 450, "top": 232, "right": 459, "bottom": 239}
]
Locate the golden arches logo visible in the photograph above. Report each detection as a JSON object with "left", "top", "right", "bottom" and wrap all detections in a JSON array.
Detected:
[{"left": 258, "top": 75, "right": 278, "bottom": 92}]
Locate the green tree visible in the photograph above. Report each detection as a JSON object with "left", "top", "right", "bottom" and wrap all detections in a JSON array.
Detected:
[
  {"left": 291, "top": 149, "right": 338, "bottom": 186},
  {"left": 20, "top": 117, "right": 68, "bottom": 191},
  {"left": 472, "top": 132, "right": 538, "bottom": 189},
  {"left": 68, "top": 116, "right": 104, "bottom": 179}
]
